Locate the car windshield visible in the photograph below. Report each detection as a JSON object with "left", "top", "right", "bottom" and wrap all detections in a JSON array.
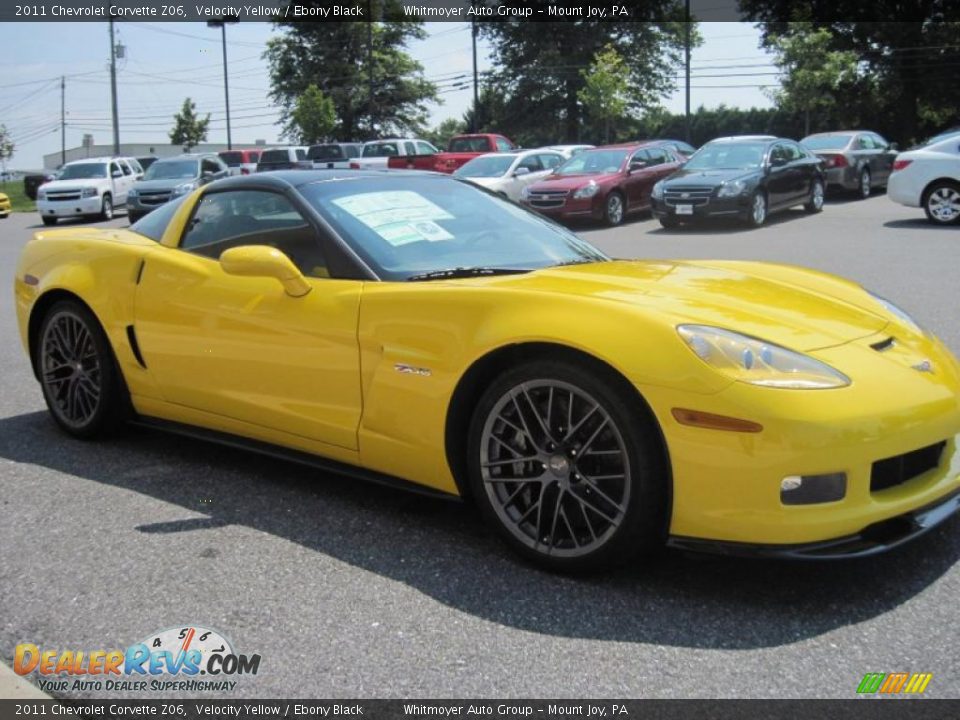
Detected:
[
  {"left": 554, "top": 149, "right": 628, "bottom": 176},
  {"left": 802, "top": 135, "right": 853, "bottom": 150},
  {"left": 144, "top": 160, "right": 199, "bottom": 180},
  {"left": 59, "top": 163, "right": 107, "bottom": 180},
  {"left": 454, "top": 155, "right": 516, "bottom": 178},
  {"left": 684, "top": 142, "right": 766, "bottom": 170},
  {"left": 449, "top": 137, "right": 495, "bottom": 153},
  {"left": 260, "top": 150, "right": 291, "bottom": 163},
  {"left": 920, "top": 130, "right": 960, "bottom": 147},
  {"left": 299, "top": 175, "right": 607, "bottom": 281},
  {"left": 362, "top": 142, "right": 401, "bottom": 157}
]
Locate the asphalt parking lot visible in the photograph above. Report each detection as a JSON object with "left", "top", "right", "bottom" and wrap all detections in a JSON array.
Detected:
[{"left": 1, "top": 193, "right": 958, "bottom": 699}]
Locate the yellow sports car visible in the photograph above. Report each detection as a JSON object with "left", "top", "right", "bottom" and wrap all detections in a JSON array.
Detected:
[
  {"left": 0, "top": 191, "right": 11, "bottom": 218},
  {"left": 13, "top": 171, "right": 960, "bottom": 571}
]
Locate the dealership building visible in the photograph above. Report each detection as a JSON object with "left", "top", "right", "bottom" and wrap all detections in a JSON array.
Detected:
[{"left": 43, "top": 134, "right": 269, "bottom": 169}]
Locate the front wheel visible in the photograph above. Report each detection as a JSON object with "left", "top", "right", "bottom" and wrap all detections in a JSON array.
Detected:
[
  {"left": 658, "top": 216, "right": 680, "bottom": 229},
  {"left": 923, "top": 182, "right": 960, "bottom": 225},
  {"left": 467, "top": 359, "right": 668, "bottom": 572},
  {"left": 37, "top": 300, "right": 129, "bottom": 438},
  {"left": 805, "top": 178, "right": 825, "bottom": 213},
  {"left": 604, "top": 192, "right": 625, "bottom": 226},
  {"left": 745, "top": 191, "right": 767, "bottom": 227},
  {"left": 100, "top": 194, "right": 113, "bottom": 221}
]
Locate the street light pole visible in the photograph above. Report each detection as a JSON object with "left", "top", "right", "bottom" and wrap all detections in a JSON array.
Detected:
[
  {"left": 208, "top": 16, "right": 238, "bottom": 150},
  {"left": 109, "top": 18, "right": 120, "bottom": 155},
  {"left": 60, "top": 75, "right": 66, "bottom": 167},
  {"left": 471, "top": 7, "right": 479, "bottom": 132},
  {"left": 684, "top": 0, "right": 691, "bottom": 144}
]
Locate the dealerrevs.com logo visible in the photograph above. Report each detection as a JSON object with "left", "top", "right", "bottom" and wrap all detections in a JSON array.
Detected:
[
  {"left": 857, "top": 672, "right": 932, "bottom": 695},
  {"left": 14, "top": 625, "right": 261, "bottom": 694}
]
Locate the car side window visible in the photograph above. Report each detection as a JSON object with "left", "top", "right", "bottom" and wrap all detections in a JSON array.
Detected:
[
  {"left": 646, "top": 148, "right": 668, "bottom": 166},
  {"left": 785, "top": 143, "right": 804, "bottom": 161},
  {"left": 110, "top": 162, "right": 122, "bottom": 177},
  {"left": 539, "top": 153, "right": 563, "bottom": 169},
  {"left": 870, "top": 133, "right": 888, "bottom": 150},
  {"left": 857, "top": 135, "right": 873, "bottom": 150},
  {"left": 295, "top": 148, "right": 307, "bottom": 161},
  {"left": 180, "top": 190, "right": 328, "bottom": 279},
  {"left": 119, "top": 160, "right": 132, "bottom": 176},
  {"left": 495, "top": 138, "right": 513, "bottom": 152},
  {"left": 629, "top": 149, "right": 650, "bottom": 167},
  {"left": 201, "top": 158, "right": 221, "bottom": 175},
  {"left": 769, "top": 144, "right": 789, "bottom": 164},
  {"left": 518, "top": 155, "right": 543, "bottom": 172},
  {"left": 416, "top": 141, "right": 436, "bottom": 155}
]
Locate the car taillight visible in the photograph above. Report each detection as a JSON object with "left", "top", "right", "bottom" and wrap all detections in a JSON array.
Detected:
[
  {"left": 240, "top": 168, "right": 249, "bottom": 175},
  {"left": 892, "top": 159, "right": 912, "bottom": 172},
  {"left": 829, "top": 155, "right": 848, "bottom": 168},
  {"left": 349, "top": 162, "right": 360, "bottom": 169}
]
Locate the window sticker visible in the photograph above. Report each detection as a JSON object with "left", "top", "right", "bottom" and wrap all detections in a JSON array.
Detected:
[{"left": 332, "top": 191, "right": 454, "bottom": 246}]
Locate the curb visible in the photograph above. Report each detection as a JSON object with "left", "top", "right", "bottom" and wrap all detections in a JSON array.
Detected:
[{"left": 0, "top": 662, "right": 50, "bottom": 699}]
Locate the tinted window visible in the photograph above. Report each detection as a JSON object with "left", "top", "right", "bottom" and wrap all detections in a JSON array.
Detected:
[
  {"left": 362, "top": 142, "right": 400, "bottom": 157},
  {"left": 415, "top": 141, "right": 436, "bottom": 155},
  {"left": 201, "top": 157, "right": 222, "bottom": 174},
  {"left": 119, "top": 160, "right": 132, "bottom": 176},
  {"left": 219, "top": 151, "right": 243, "bottom": 166},
  {"left": 645, "top": 147, "right": 669, "bottom": 165},
  {"left": 539, "top": 153, "right": 563, "bottom": 169},
  {"left": 449, "top": 137, "right": 492, "bottom": 153},
  {"left": 870, "top": 133, "right": 889, "bottom": 149},
  {"left": 260, "top": 149, "right": 291, "bottom": 163},
  {"left": 684, "top": 142, "right": 767, "bottom": 170},
  {"left": 110, "top": 162, "right": 122, "bottom": 177},
  {"left": 518, "top": 155, "right": 543, "bottom": 172},
  {"left": 129, "top": 195, "right": 188, "bottom": 242},
  {"left": 555, "top": 149, "right": 629, "bottom": 175},
  {"left": 145, "top": 160, "right": 199, "bottom": 180},
  {"left": 295, "top": 148, "right": 307, "bottom": 160},
  {"left": 308, "top": 145, "right": 345, "bottom": 161},
  {"left": 180, "top": 190, "right": 327, "bottom": 278},
  {"left": 60, "top": 163, "right": 107, "bottom": 179},
  {"left": 344, "top": 145, "right": 359, "bottom": 158}
]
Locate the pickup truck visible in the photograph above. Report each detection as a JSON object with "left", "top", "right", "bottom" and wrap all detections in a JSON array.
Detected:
[{"left": 386, "top": 133, "right": 516, "bottom": 173}]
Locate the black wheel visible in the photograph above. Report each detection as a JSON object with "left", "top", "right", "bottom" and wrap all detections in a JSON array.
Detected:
[
  {"left": 658, "top": 216, "right": 680, "bottom": 229},
  {"left": 923, "top": 181, "right": 960, "bottom": 225},
  {"left": 805, "top": 178, "right": 825, "bottom": 213},
  {"left": 42, "top": 216, "right": 57, "bottom": 226},
  {"left": 744, "top": 191, "right": 767, "bottom": 227},
  {"left": 37, "top": 300, "right": 129, "bottom": 439},
  {"left": 858, "top": 167, "right": 871, "bottom": 199},
  {"left": 467, "top": 359, "right": 668, "bottom": 572},
  {"left": 603, "top": 192, "right": 625, "bottom": 226},
  {"left": 100, "top": 194, "right": 113, "bottom": 221}
]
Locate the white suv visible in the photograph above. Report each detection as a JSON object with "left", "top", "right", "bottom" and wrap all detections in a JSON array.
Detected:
[{"left": 37, "top": 157, "right": 142, "bottom": 225}]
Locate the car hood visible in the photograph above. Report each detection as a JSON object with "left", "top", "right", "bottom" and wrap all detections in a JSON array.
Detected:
[
  {"left": 463, "top": 176, "right": 506, "bottom": 189},
  {"left": 484, "top": 259, "right": 890, "bottom": 352},
  {"left": 134, "top": 178, "right": 193, "bottom": 191},
  {"left": 528, "top": 173, "right": 620, "bottom": 191},
  {"left": 40, "top": 178, "right": 105, "bottom": 190},
  {"left": 663, "top": 167, "right": 760, "bottom": 187}
]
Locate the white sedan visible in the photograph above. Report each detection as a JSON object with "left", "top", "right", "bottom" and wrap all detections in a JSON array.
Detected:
[
  {"left": 453, "top": 149, "right": 565, "bottom": 202},
  {"left": 887, "top": 131, "right": 960, "bottom": 225}
]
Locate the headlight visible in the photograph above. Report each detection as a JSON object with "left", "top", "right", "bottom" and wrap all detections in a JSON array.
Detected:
[
  {"left": 651, "top": 181, "right": 664, "bottom": 200},
  {"left": 717, "top": 179, "right": 747, "bottom": 197},
  {"left": 521, "top": 185, "right": 532, "bottom": 200},
  {"left": 171, "top": 182, "right": 197, "bottom": 197},
  {"left": 677, "top": 325, "right": 850, "bottom": 389},
  {"left": 573, "top": 181, "right": 599, "bottom": 199},
  {"left": 81, "top": 188, "right": 98, "bottom": 198},
  {"left": 867, "top": 291, "right": 925, "bottom": 335},
  {"left": 37, "top": 190, "right": 46, "bottom": 200}
]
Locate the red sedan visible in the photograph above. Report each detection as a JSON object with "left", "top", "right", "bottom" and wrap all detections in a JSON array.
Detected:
[{"left": 520, "top": 142, "right": 683, "bottom": 226}]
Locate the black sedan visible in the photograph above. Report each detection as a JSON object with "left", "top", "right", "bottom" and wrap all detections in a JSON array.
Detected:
[
  {"left": 801, "top": 131, "right": 897, "bottom": 198},
  {"left": 650, "top": 136, "right": 826, "bottom": 228}
]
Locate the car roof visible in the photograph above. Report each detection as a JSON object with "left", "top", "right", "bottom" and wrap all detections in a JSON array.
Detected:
[
  {"left": 204, "top": 169, "right": 440, "bottom": 192},
  {"left": 707, "top": 135, "right": 780, "bottom": 144}
]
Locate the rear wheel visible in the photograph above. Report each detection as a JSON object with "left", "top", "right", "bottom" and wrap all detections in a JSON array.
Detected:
[
  {"left": 805, "top": 178, "right": 825, "bottom": 213},
  {"left": 604, "top": 192, "right": 625, "bottom": 226},
  {"left": 858, "top": 167, "right": 871, "bottom": 199},
  {"left": 923, "top": 182, "right": 960, "bottom": 225},
  {"left": 467, "top": 359, "right": 668, "bottom": 572},
  {"left": 37, "top": 300, "right": 129, "bottom": 438}
]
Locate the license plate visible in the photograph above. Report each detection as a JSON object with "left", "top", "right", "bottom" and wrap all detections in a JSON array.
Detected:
[{"left": 675, "top": 204, "right": 693, "bottom": 215}]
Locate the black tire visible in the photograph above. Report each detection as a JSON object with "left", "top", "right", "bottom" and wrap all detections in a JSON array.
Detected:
[
  {"left": 36, "top": 300, "right": 130, "bottom": 439},
  {"left": 603, "top": 191, "right": 625, "bottom": 226},
  {"left": 466, "top": 358, "right": 668, "bottom": 572},
  {"left": 42, "top": 216, "right": 57, "bottom": 226},
  {"left": 804, "top": 178, "right": 825, "bottom": 213},
  {"left": 857, "top": 167, "right": 871, "bottom": 199},
  {"left": 658, "top": 216, "right": 680, "bottom": 229},
  {"left": 922, "top": 181, "right": 960, "bottom": 225},
  {"left": 100, "top": 194, "right": 113, "bottom": 221},
  {"left": 744, "top": 190, "right": 767, "bottom": 228}
]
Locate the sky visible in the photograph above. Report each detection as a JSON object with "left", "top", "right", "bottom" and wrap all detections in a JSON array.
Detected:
[{"left": 0, "top": 21, "right": 777, "bottom": 170}]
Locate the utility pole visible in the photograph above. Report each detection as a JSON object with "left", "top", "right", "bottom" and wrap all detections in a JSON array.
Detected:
[
  {"left": 207, "top": 16, "right": 238, "bottom": 150},
  {"left": 684, "top": 0, "right": 691, "bottom": 144},
  {"left": 60, "top": 75, "right": 65, "bottom": 167},
  {"left": 471, "top": 9, "right": 479, "bottom": 132},
  {"left": 368, "top": 1, "right": 375, "bottom": 135},
  {"left": 109, "top": 18, "right": 120, "bottom": 155}
]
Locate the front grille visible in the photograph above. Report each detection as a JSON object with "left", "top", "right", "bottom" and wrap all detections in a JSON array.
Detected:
[
  {"left": 665, "top": 186, "right": 714, "bottom": 207},
  {"left": 528, "top": 190, "right": 568, "bottom": 209},
  {"left": 46, "top": 190, "right": 82, "bottom": 201},
  {"left": 138, "top": 191, "right": 171, "bottom": 206},
  {"left": 871, "top": 441, "right": 946, "bottom": 492}
]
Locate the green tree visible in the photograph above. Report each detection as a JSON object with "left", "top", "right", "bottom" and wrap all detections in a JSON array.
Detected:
[
  {"left": 423, "top": 118, "right": 466, "bottom": 150},
  {"left": 169, "top": 98, "right": 210, "bottom": 151},
  {"left": 266, "top": 3, "right": 437, "bottom": 140},
  {"left": 289, "top": 84, "right": 337, "bottom": 145},
  {"left": 0, "top": 125, "right": 14, "bottom": 177},
  {"left": 578, "top": 45, "right": 631, "bottom": 144},
  {"left": 479, "top": 9, "right": 695, "bottom": 143},
  {"left": 765, "top": 24, "right": 860, "bottom": 136},
  {"left": 737, "top": 5, "right": 960, "bottom": 144}
]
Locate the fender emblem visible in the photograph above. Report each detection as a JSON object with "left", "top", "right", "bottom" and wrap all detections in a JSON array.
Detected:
[
  {"left": 394, "top": 363, "right": 432, "bottom": 377},
  {"left": 912, "top": 360, "right": 934, "bottom": 374}
]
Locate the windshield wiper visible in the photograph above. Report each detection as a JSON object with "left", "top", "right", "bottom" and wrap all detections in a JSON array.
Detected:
[{"left": 406, "top": 267, "right": 530, "bottom": 282}]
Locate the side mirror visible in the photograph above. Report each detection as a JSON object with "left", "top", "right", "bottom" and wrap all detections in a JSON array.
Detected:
[
  {"left": 112, "top": 170, "right": 123, "bottom": 178},
  {"left": 202, "top": 171, "right": 215, "bottom": 182},
  {"left": 219, "top": 245, "right": 312, "bottom": 298},
  {"left": 629, "top": 161, "right": 647, "bottom": 172},
  {"left": 135, "top": 173, "right": 144, "bottom": 180},
  {"left": 769, "top": 157, "right": 787, "bottom": 168},
  {"left": 513, "top": 166, "right": 531, "bottom": 177}
]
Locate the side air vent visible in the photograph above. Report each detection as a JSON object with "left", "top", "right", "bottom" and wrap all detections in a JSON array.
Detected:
[
  {"left": 126, "top": 325, "right": 147, "bottom": 368},
  {"left": 870, "top": 337, "right": 896, "bottom": 352}
]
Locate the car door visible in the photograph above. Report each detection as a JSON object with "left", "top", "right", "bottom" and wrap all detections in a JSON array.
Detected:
[
  {"left": 109, "top": 161, "right": 129, "bottom": 204},
  {"left": 623, "top": 149, "right": 660, "bottom": 209},
  {"left": 784, "top": 142, "right": 812, "bottom": 201},
  {"left": 764, "top": 143, "right": 795, "bottom": 208},
  {"left": 133, "top": 188, "right": 363, "bottom": 451},
  {"left": 870, "top": 133, "right": 896, "bottom": 184}
]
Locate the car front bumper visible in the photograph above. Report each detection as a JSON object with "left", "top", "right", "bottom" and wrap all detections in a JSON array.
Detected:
[
  {"left": 651, "top": 193, "right": 749, "bottom": 220},
  {"left": 38, "top": 196, "right": 103, "bottom": 218},
  {"left": 521, "top": 194, "right": 604, "bottom": 221},
  {"left": 0, "top": 197, "right": 10, "bottom": 216},
  {"left": 127, "top": 194, "right": 173, "bottom": 215},
  {"left": 639, "top": 331, "right": 960, "bottom": 548}
]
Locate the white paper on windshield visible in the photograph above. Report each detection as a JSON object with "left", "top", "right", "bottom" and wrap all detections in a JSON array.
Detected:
[{"left": 333, "top": 191, "right": 454, "bottom": 246}]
